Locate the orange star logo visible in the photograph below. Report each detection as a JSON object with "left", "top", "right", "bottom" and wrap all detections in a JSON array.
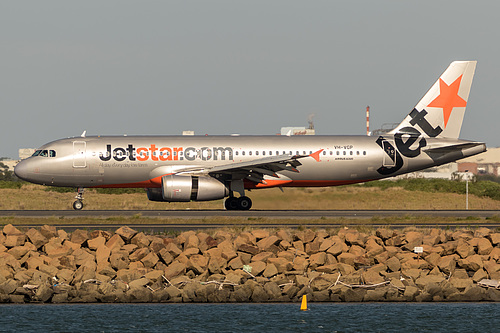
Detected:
[{"left": 427, "top": 75, "right": 467, "bottom": 128}]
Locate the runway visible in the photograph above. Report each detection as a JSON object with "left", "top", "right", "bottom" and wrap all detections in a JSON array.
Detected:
[
  {"left": 2, "top": 210, "right": 500, "bottom": 232},
  {"left": 1, "top": 209, "right": 500, "bottom": 219}
]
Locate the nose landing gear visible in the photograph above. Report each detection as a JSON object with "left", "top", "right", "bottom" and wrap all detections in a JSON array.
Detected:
[{"left": 73, "top": 187, "right": 85, "bottom": 210}]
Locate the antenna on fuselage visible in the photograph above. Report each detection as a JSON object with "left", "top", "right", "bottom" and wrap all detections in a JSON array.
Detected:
[{"left": 81, "top": 130, "right": 87, "bottom": 138}]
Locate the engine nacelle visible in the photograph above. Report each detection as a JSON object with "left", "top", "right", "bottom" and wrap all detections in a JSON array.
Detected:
[
  {"left": 146, "top": 175, "right": 229, "bottom": 202},
  {"left": 146, "top": 188, "right": 165, "bottom": 202}
]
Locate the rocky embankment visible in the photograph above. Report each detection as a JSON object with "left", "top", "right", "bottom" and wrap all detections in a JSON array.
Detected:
[{"left": 1, "top": 224, "right": 500, "bottom": 303}]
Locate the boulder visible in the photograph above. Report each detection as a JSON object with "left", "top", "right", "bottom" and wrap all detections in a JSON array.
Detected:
[
  {"left": 72, "top": 248, "right": 95, "bottom": 267},
  {"left": 262, "top": 264, "right": 278, "bottom": 278},
  {"left": 365, "top": 238, "right": 385, "bottom": 257},
  {"left": 3, "top": 224, "right": 23, "bottom": 236},
  {"left": 252, "top": 229, "right": 270, "bottom": 240},
  {"left": 251, "top": 284, "right": 269, "bottom": 302},
  {"left": 131, "top": 232, "right": 151, "bottom": 248},
  {"left": 267, "top": 257, "right": 292, "bottom": 273},
  {"left": 128, "top": 277, "right": 150, "bottom": 289},
  {"left": 415, "top": 275, "right": 445, "bottom": 289},
  {"left": 0, "top": 279, "right": 19, "bottom": 294},
  {"left": 455, "top": 239, "right": 475, "bottom": 259},
  {"left": 343, "top": 288, "right": 366, "bottom": 302},
  {"left": 476, "top": 238, "right": 493, "bottom": 255},
  {"left": 345, "top": 231, "right": 365, "bottom": 246},
  {"left": 35, "top": 284, "right": 54, "bottom": 302},
  {"left": 109, "top": 251, "right": 130, "bottom": 271},
  {"left": 38, "top": 225, "right": 58, "bottom": 239},
  {"left": 129, "top": 248, "right": 150, "bottom": 262},
  {"left": 115, "top": 226, "right": 138, "bottom": 242},
  {"left": 95, "top": 245, "right": 111, "bottom": 265},
  {"left": 263, "top": 282, "right": 282, "bottom": 299},
  {"left": 128, "top": 287, "right": 153, "bottom": 302},
  {"left": 449, "top": 277, "right": 473, "bottom": 291},
  {"left": 26, "top": 228, "right": 48, "bottom": 249},
  {"left": 376, "top": 228, "right": 395, "bottom": 241},
  {"left": 487, "top": 232, "right": 500, "bottom": 246},
  {"left": 4, "top": 235, "right": 26, "bottom": 248},
  {"left": 294, "top": 229, "right": 316, "bottom": 243},
  {"left": 70, "top": 229, "right": 89, "bottom": 245},
  {"left": 363, "top": 288, "right": 387, "bottom": 302},
  {"left": 252, "top": 251, "right": 275, "bottom": 262},
  {"left": 326, "top": 238, "right": 348, "bottom": 256},
  {"left": 164, "top": 261, "right": 186, "bottom": 280},
  {"left": 386, "top": 256, "right": 401, "bottom": 272},
  {"left": 472, "top": 268, "right": 488, "bottom": 283},
  {"left": 87, "top": 236, "right": 106, "bottom": 251},
  {"left": 437, "top": 254, "right": 458, "bottom": 275},
  {"left": 106, "top": 234, "right": 125, "bottom": 251},
  {"left": 337, "top": 253, "right": 357, "bottom": 267},
  {"left": 257, "top": 236, "right": 280, "bottom": 251},
  {"left": 207, "top": 255, "right": 227, "bottom": 274},
  {"left": 237, "top": 244, "right": 260, "bottom": 255},
  {"left": 403, "top": 285, "right": 419, "bottom": 301}
]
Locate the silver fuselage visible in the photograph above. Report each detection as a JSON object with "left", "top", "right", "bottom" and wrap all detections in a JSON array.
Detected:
[{"left": 14, "top": 135, "right": 486, "bottom": 189}]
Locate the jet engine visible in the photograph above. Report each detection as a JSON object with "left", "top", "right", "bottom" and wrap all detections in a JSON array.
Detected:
[{"left": 146, "top": 175, "right": 229, "bottom": 202}]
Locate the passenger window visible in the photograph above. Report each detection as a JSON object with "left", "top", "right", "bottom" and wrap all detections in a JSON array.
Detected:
[
  {"left": 356, "top": 151, "right": 360, "bottom": 155},
  {"left": 256, "top": 151, "right": 259, "bottom": 156},
  {"left": 336, "top": 151, "right": 339, "bottom": 156},
  {"left": 343, "top": 151, "right": 346, "bottom": 155},
  {"left": 249, "top": 151, "right": 252, "bottom": 156},
  {"left": 323, "top": 151, "right": 326, "bottom": 155},
  {"left": 242, "top": 151, "right": 245, "bottom": 156},
  {"left": 350, "top": 151, "right": 353, "bottom": 155},
  {"left": 262, "top": 151, "right": 265, "bottom": 156},
  {"left": 363, "top": 151, "right": 366, "bottom": 155}
]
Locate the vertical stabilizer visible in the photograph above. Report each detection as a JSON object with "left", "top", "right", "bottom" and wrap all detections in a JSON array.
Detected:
[{"left": 390, "top": 61, "right": 476, "bottom": 139}]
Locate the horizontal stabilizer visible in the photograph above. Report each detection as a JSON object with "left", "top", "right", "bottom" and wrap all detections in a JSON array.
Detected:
[{"left": 423, "top": 142, "right": 486, "bottom": 154}]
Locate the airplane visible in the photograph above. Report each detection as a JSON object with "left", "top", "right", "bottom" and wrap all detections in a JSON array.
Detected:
[{"left": 14, "top": 61, "right": 485, "bottom": 210}]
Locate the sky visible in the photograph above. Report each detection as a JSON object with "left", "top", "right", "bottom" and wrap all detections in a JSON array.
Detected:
[{"left": 1, "top": 1, "right": 499, "bottom": 159}]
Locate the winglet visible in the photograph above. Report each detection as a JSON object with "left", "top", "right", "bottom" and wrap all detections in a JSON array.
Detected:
[{"left": 309, "top": 149, "right": 324, "bottom": 162}]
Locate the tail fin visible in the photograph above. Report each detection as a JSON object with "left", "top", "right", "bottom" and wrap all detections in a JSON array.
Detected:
[{"left": 390, "top": 61, "right": 477, "bottom": 139}]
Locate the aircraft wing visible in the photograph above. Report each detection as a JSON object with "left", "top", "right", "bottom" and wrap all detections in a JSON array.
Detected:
[{"left": 207, "top": 154, "right": 306, "bottom": 184}]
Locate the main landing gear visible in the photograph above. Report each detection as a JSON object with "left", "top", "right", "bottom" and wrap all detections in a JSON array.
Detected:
[
  {"left": 73, "top": 187, "right": 84, "bottom": 210},
  {"left": 224, "top": 196, "right": 252, "bottom": 211}
]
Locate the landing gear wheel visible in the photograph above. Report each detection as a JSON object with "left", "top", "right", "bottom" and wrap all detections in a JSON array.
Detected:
[
  {"left": 224, "top": 197, "right": 239, "bottom": 210},
  {"left": 73, "top": 200, "right": 84, "bottom": 210},
  {"left": 237, "top": 196, "right": 252, "bottom": 210}
]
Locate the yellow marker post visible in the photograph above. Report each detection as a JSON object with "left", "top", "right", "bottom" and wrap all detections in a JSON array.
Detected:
[{"left": 300, "top": 295, "right": 308, "bottom": 311}]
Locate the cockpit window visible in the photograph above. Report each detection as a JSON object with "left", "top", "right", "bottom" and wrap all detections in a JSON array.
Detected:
[{"left": 32, "top": 149, "right": 56, "bottom": 157}]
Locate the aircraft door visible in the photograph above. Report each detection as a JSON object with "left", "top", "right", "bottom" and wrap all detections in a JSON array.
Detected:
[
  {"left": 73, "top": 141, "right": 87, "bottom": 168},
  {"left": 381, "top": 139, "right": 396, "bottom": 167}
]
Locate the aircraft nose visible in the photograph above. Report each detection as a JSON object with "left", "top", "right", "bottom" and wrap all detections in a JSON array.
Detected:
[{"left": 14, "top": 160, "right": 31, "bottom": 181}]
